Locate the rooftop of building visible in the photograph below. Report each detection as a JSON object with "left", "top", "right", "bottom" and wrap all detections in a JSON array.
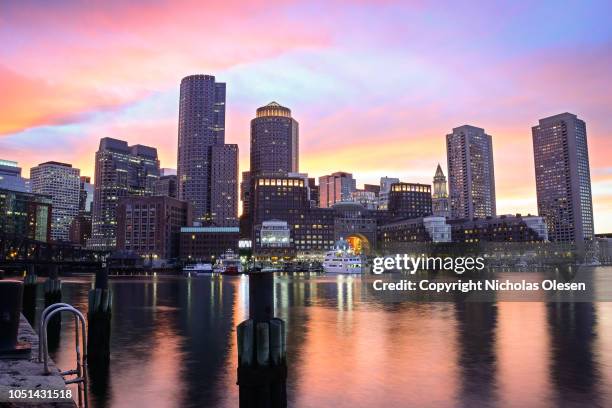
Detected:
[
  {"left": 451, "top": 124, "right": 486, "bottom": 133},
  {"left": 256, "top": 101, "right": 292, "bottom": 118},
  {"left": 36, "top": 161, "right": 73, "bottom": 168},
  {"left": 99, "top": 137, "right": 158, "bottom": 158},
  {"left": 535, "top": 112, "right": 581, "bottom": 126},
  {"left": 181, "top": 226, "right": 240, "bottom": 233},
  {"left": 0, "top": 159, "right": 19, "bottom": 168}
]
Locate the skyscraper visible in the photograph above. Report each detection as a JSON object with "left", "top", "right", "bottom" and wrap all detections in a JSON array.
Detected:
[
  {"left": 432, "top": 164, "right": 450, "bottom": 218},
  {"left": 211, "top": 144, "right": 239, "bottom": 226},
  {"left": 446, "top": 125, "right": 496, "bottom": 220},
  {"left": 250, "top": 102, "right": 299, "bottom": 175},
  {"left": 88, "top": 138, "right": 160, "bottom": 250},
  {"left": 532, "top": 113, "right": 594, "bottom": 243},
  {"left": 30, "top": 161, "right": 80, "bottom": 241},
  {"left": 177, "top": 74, "right": 227, "bottom": 222},
  {"left": 319, "top": 172, "right": 356, "bottom": 208}
]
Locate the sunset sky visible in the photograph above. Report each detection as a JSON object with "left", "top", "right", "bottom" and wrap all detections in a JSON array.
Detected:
[{"left": 1, "top": 1, "right": 611, "bottom": 231}]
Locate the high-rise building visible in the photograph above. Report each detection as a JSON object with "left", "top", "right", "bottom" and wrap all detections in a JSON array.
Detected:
[
  {"left": 69, "top": 213, "right": 92, "bottom": 246},
  {"left": 177, "top": 74, "right": 238, "bottom": 226},
  {"left": 319, "top": 172, "right": 356, "bottom": 208},
  {"left": 154, "top": 175, "right": 178, "bottom": 198},
  {"left": 532, "top": 113, "right": 594, "bottom": 243},
  {"left": 446, "top": 125, "right": 496, "bottom": 220},
  {"left": 30, "top": 161, "right": 80, "bottom": 241},
  {"left": 432, "top": 164, "right": 450, "bottom": 218},
  {"left": 388, "top": 182, "right": 432, "bottom": 219},
  {"left": 250, "top": 102, "right": 299, "bottom": 175},
  {"left": 0, "top": 159, "right": 29, "bottom": 192},
  {"left": 79, "top": 176, "right": 94, "bottom": 213},
  {"left": 252, "top": 173, "right": 335, "bottom": 257},
  {"left": 177, "top": 74, "right": 226, "bottom": 222},
  {"left": 378, "top": 177, "right": 399, "bottom": 210},
  {"left": 0, "top": 188, "right": 52, "bottom": 242},
  {"left": 211, "top": 144, "right": 239, "bottom": 226},
  {"left": 116, "top": 196, "right": 193, "bottom": 261},
  {"left": 89, "top": 138, "right": 160, "bottom": 250}
]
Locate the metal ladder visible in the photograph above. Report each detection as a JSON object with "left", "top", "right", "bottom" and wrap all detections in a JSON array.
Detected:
[{"left": 39, "top": 303, "right": 88, "bottom": 408}]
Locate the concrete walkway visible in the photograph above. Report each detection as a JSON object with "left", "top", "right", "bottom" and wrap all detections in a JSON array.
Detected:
[{"left": 0, "top": 315, "right": 77, "bottom": 407}]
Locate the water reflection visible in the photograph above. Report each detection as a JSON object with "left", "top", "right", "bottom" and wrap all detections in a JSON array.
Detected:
[
  {"left": 547, "top": 302, "right": 600, "bottom": 406},
  {"left": 36, "top": 267, "right": 612, "bottom": 408}
]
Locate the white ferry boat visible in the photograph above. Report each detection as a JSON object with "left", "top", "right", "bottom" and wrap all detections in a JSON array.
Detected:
[
  {"left": 214, "top": 250, "right": 244, "bottom": 275},
  {"left": 183, "top": 263, "right": 213, "bottom": 276},
  {"left": 322, "top": 244, "right": 367, "bottom": 274}
]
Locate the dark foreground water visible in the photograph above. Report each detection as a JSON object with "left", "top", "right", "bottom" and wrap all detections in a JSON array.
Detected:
[{"left": 32, "top": 268, "right": 612, "bottom": 408}]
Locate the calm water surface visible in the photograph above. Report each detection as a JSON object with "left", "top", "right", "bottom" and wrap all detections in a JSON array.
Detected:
[{"left": 32, "top": 268, "right": 612, "bottom": 408}]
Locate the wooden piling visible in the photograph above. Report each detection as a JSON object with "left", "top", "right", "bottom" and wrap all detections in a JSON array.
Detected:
[
  {"left": 43, "top": 265, "right": 62, "bottom": 350},
  {"left": 237, "top": 272, "right": 287, "bottom": 408},
  {"left": 22, "top": 265, "right": 37, "bottom": 325},
  {"left": 87, "top": 267, "right": 112, "bottom": 366}
]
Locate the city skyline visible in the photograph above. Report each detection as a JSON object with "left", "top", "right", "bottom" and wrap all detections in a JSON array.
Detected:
[{"left": 1, "top": 1, "right": 611, "bottom": 232}]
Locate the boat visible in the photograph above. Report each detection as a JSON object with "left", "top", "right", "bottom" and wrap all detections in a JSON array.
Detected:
[
  {"left": 322, "top": 240, "right": 367, "bottom": 274},
  {"left": 214, "top": 250, "right": 244, "bottom": 275},
  {"left": 261, "top": 266, "right": 281, "bottom": 273},
  {"left": 183, "top": 263, "right": 213, "bottom": 276}
]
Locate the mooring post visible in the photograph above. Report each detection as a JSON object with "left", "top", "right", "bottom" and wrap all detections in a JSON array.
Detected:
[
  {"left": 237, "top": 272, "right": 287, "bottom": 408},
  {"left": 43, "top": 265, "right": 62, "bottom": 348},
  {"left": 88, "top": 266, "right": 112, "bottom": 366},
  {"left": 22, "top": 264, "right": 37, "bottom": 325},
  {"left": 0, "top": 280, "right": 32, "bottom": 359}
]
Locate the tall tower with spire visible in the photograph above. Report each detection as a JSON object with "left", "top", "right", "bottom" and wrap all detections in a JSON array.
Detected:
[{"left": 432, "top": 164, "right": 450, "bottom": 218}]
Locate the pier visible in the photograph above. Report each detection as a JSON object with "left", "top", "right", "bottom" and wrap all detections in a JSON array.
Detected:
[{"left": 0, "top": 315, "right": 77, "bottom": 408}]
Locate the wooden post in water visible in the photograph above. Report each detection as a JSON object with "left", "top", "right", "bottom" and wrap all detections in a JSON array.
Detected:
[
  {"left": 22, "top": 264, "right": 37, "bottom": 325},
  {"left": 88, "top": 265, "right": 112, "bottom": 366},
  {"left": 43, "top": 265, "right": 62, "bottom": 348},
  {"left": 237, "top": 272, "right": 287, "bottom": 408}
]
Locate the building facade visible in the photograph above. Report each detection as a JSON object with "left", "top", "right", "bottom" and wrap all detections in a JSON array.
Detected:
[
  {"left": 177, "top": 74, "right": 234, "bottom": 224},
  {"left": 0, "top": 159, "right": 29, "bottom": 192},
  {"left": 447, "top": 125, "right": 496, "bottom": 219},
  {"left": 333, "top": 202, "right": 378, "bottom": 255},
  {"left": 30, "top": 161, "right": 80, "bottom": 241},
  {"left": 252, "top": 173, "right": 335, "bottom": 258},
  {"left": 448, "top": 214, "right": 548, "bottom": 243},
  {"left": 349, "top": 190, "right": 378, "bottom": 210},
  {"left": 69, "top": 213, "right": 92, "bottom": 246},
  {"left": 250, "top": 102, "right": 299, "bottom": 174},
  {"left": 154, "top": 175, "right": 178, "bottom": 198},
  {"left": 116, "top": 196, "right": 193, "bottom": 261},
  {"left": 319, "top": 172, "right": 356, "bottom": 208},
  {"left": 432, "top": 164, "right": 450, "bottom": 218},
  {"left": 211, "top": 144, "right": 239, "bottom": 226},
  {"left": 0, "top": 188, "right": 52, "bottom": 242},
  {"left": 308, "top": 178, "right": 319, "bottom": 207},
  {"left": 532, "top": 113, "right": 594, "bottom": 243},
  {"left": 89, "top": 137, "right": 160, "bottom": 250},
  {"left": 180, "top": 226, "right": 239, "bottom": 262},
  {"left": 378, "top": 216, "right": 451, "bottom": 248},
  {"left": 388, "top": 182, "right": 433, "bottom": 220},
  {"left": 79, "top": 176, "right": 94, "bottom": 214},
  {"left": 378, "top": 177, "right": 399, "bottom": 210}
]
